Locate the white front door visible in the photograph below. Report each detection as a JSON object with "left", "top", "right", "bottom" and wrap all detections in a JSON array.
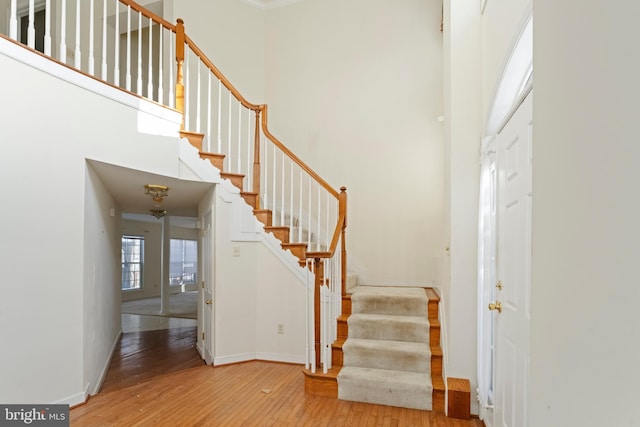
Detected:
[
  {"left": 202, "top": 211, "right": 214, "bottom": 364},
  {"left": 493, "top": 92, "right": 532, "bottom": 427}
]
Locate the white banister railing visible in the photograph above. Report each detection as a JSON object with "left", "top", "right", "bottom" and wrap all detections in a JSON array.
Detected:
[{"left": 1, "top": 0, "right": 347, "bottom": 375}]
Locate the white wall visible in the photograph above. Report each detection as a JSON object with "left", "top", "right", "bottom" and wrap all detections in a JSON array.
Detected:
[
  {"left": 169, "top": 0, "right": 265, "bottom": 103},
  {"left": 264, "top": 0, "right": 445, "bottom": 285},
  {"left": 83, "top": 165, "right": 122, "bottom": 396},
  {"left": 441, "top": 0, "right": 482, "bottom": 414},
  {"left": 0, "top": 38, "right": 184, "bottom": 404},
  {"left": 531, "top": 1, "right": 640, "bottom": 425}
]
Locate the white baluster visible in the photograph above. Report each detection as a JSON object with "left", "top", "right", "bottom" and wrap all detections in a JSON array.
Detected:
[
  {"left": 299, "top": 169, "right": 303, "bottom": 242},
  {"left": 308, "top": 177, "right": 311, "bottom": 248},
  {"left": 246, "top": 109, "right": 252, "bottom": 190},
  {"left": 147, "top": 18, "right": 153, "bottom": 99},
  {"left": 290, "top": 161, "right": 294, "bottom": 235},
  {"left": 227, "top": 93, "right": 232, "bottom": 169},
  {"left": 101, "top": 0, "right": 107, "bottom": 79},
  {"left": 196, "top": 62, "right": 201, "bottom": 133},
  {"left": 158, "top": 25, "right": 164, "bottom": 104},
  {"left": 44, "top": 0, "right": 51, "bottom": 55},
  {"left": 280, "top": 151, "right": 285, "bottom": 226},
  {"left": 305, "top": 259, "right": 310, "bottom": 370},
  {"left": 237, "top": 102, "right": 242, "bottom": 174},
  {"left": 136, "top": 12, "right": 142, "bottom": 95},
  {"left": 168, "top": 31, "right": 173, "bottom": 108},
  {"left": 9, "top": 0, "right": 17, "bottom": 40},
  {"left": 206, "top": 73, "right": 212, "bottom": 153},
  {"left": 74, "top": 0, "right": 81, "bottom": 69},
  {"left": 185, "top": 50, "right": 190, "bottom": 129},
  {"left": 113, "top": 1, "right": 119, "bottom": 85},
  {"left": 60, "top": 0, "right": 67, "bottom": 63},
  {"left": 326, "top": 191, "right": 330, "bottom": 253},
  {"left": 88, "top": 0, "right": 95, "bottom": 75},
  {"left": 263, "top": 137, "right": 269, "bottom": 209},
  {"left": 126, "top": 5, "right": 131, "bottom": 90},
  {"left": 217, "top": 80, "right": 222, "bottom": 153},
  {"left": 272, "top": 144, "right": 277, "bottom": 221},
  {"left": 27, "top": 0, "right": 35, "bottom": 49}
]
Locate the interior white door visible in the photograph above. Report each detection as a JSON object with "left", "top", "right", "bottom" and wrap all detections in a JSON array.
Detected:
[
  {"left": 202, "top": 211, "right": 214, "bottom": 365},
  {"left": 493, "top": 91, "right": 532, "bottom": 427}
]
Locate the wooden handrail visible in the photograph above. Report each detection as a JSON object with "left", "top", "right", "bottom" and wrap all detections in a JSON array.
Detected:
[
  {"left": 306, "top": 187, "right": 347, "bottom": 260},
  {"left": 183, "top": 35, "right": 260, "bottom": 112},
  {"left": 260, "top": 105, "right": 340, "bottom": 199},
  {"left": 118, "top": 0, "right": 176, "bottom": 32}
]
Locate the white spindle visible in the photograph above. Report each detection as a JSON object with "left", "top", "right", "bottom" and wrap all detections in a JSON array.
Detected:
[
  {"left": 272, "top": 144, "right": 277, "bottom": 221},
  {"left": 326, "top": 192, "right": 330, "bottom": 252},
  {"left": 126, "top": 5, "right": 131, "bottom": 90},
  {"left": 9, "top": 0, "right": 17, "bottom": 40},
  {"left": 305, "top": 260, "right": 310, "bottom": 370},
  {"left": 206, "top": 74, "right": 212, "bottom": 153},
  {"left": 74, "top": 0, "right": 81, "bottom": 69},
  {"left": 44, "top": 0, "right": 51, "bottom": 55},
  {"left": 299, "top": 170, "right": 303, "bottom": 242},
  {"left": 263, "top": 137, "right": 269, "bottom": 209},
  {"left": 227, "top": 93, "right": 232, "bottom": 169},
  {"left": 196, "top": 62, "right": 201, "bottom": 133},
  {"left": 27, "top": 0, "right": 35, "bottom": 49},
  {"left": 136, "top": 12, "right": 142, "bottom": 95},
  {"left": 101, "top": 0, "right": 107, "bottom": 79},
  {"left": 147, "top": 18, "right": 153, "bottom": 99},
  {"left": 217, "top": 80, "right": 222, "bottom": 153},
  {"left": 310, "top": 259, "right": 316, "bottom": 373},
  {"left": 60, "top": 0, "right": 67, "bottom": 63},
  {"left": 280, "top": 152, "right": 285, "bottom": 226},
  {"left": 185, "top": 50, "right": 190, "bottom": 128},
  {"left": 168, "top": 31, "right": 174, "bottom": 108},
  {"left": 88, "top": 0, "right": 95, "bottom": 74},
  {"left": 113, "top": 0, "right": 119, "bottom": 85},
  {"left": 237, "top": 102, "right": 242, "bottom": 174},
  {"left": 290, "top": 162, "right": 294, "bottom": 234},
  {"left": 158, "top": 25, "right": 164, "bottom": 104},
  {"left": 246, "top": 110, "right": 252, "bottom": 190}
]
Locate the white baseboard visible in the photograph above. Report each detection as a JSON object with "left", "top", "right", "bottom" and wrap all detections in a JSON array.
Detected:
[
  {"left": 90, "top": 331, "right": 123, "bottom": 396},
  {"left": 214, "top": 352, "right": 305, "bottom": 366}
]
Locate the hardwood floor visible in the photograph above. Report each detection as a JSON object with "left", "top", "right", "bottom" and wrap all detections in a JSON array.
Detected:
[
  {"left": 74, "top": 360, "right": 484, "bottom": 426},
  {"left": 100, "top": 326, "right": 205, "bottom": 394}
]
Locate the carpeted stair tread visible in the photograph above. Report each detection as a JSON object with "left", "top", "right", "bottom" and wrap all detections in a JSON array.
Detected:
[
  {"left": 348, "top": 313, "right": 429, "bottom": 343},
  {"left": 338, "top": 366, "right": 433, "bottom": 410},
  {"left": 351, "top": 286, "right": 428, "bottom": 317},
  {"left": 343, "top": 338, "right": 430, "bottom": 373}
]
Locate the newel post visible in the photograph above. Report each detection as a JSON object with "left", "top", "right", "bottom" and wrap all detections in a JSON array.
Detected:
[
  {"left": 313, "top": 257, "right": 323, "bottom": 368},
  {"left": 340, "top": 187, "right": 347, "bottom": 297},
  {"left": 253, "top": 108, "right": 262, "bottom": 209},
  {"left": 175, "top": 18, "right": 185, "bottom": 130}
]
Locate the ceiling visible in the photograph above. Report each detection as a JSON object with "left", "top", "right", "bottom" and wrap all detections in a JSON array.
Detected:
[{"left": 88, "top": 160, "right": 214, "bottom": 225}]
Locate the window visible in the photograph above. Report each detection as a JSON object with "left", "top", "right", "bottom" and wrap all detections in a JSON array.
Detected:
[
  {"left": 170, "top": 239, "right": 197, "bottom": 285},
  {"left": 122, "top": 236, "right": 144, "bottom": 290}
]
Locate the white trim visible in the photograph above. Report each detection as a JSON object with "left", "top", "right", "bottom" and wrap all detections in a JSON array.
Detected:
[
  {"left": 357, "top": 278, "right": 434, "bottom": 288},
  {"left": 214, "top": 352, "right": 305, "bottom": 365},
  {"left": 91, "top": 331, "right": 123, "bottom": 396},
  {"left": 484, "top": 4, "right": 532, "bottom": 136}
]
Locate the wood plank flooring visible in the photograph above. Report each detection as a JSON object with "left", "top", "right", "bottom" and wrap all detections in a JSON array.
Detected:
[
  {"left": 74, "top": 360, "right": 484, "bottom": 426},
  {"left": 100, "top": 326, "right": 205, "bottom": 394}
]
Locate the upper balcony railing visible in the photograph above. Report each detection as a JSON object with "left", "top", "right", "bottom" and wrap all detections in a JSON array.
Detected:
[{"left": 1, "top": 0, "right": 345, "bottom": 373}]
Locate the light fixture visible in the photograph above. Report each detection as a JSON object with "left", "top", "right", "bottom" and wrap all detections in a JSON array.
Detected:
[
  {"left": 144, "top": 184, "right": 169, "bottom": 203},
  {"left": 150, "top": 209, "right": 167, "bottom": 219}
]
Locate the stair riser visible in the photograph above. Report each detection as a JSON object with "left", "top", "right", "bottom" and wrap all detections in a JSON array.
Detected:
[
  {"left": 428, "top": 301, "right": 439, "bottom": 319},
  {"left": 337, "top": 319, "right": 348, "bottom": 340},
  {"left": 254, "top": 210, "right": 272, "bottom": 227},
  {"left": 430, "top": 326, "right": 441, "bottom": 347},
  {"left": 342, "top": 296, "right": 352, "bottom": 315},
  {"left": 343, "top": 344, "right": 430, "bottom": 373},
  {"left": 266, "top": 228, "right": 290, "bottom": 244},
  {"left": 338, "top": 371, "right": 432, "bottom": 411},
  {"left": 431, "top": 355, "right": 443, "bottom": 377},
  {"left": 352, "top": 295, "right": 428, "bottom": 317},
  {"left": 241, "top": 193, "right": 257, "bottom": 209},
  {"left": 348, "top": 317, "right": 429, "bottom": 343},
  {"left": 200, "top": 153, "right": 225, "bottom": 170},
  {"left": 221, "top": 173, "right": 244, "bottom": 191},
  {"left": 332, "top": 346, "right": 343, "bottom": 366}
]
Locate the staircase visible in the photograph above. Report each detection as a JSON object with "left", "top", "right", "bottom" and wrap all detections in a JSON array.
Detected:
[{"left": 304, "top": 285, "right": 445, "bottom": 413}]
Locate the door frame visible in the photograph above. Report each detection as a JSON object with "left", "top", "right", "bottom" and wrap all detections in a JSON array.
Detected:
[
  {"left": 478, "top": 8, "right": 532, "bottom": 427},
  {"left": 200, "top": 208, "right": 214, "bottom": 365}
]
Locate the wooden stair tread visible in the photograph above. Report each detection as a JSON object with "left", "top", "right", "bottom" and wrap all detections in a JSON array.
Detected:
[
  {"left": 426, "top": 288, "right": 440, "bottom": 302},
  {"left": 302, "top": 366, "right": 341, "bottom": 379},
  {"left": 264, "top": 225, "right": 289, "bottom": 231},
  {"left": 220, "top": 171, "right": 245, "bottom": 178},
  {"left": 305, "top": 251, "right": 332, "bottom": 258},
  {"left": 282, "top": 242, "right": 307, "bottom": 248},
  {"left": 431, "top": 346, "right": 443, "bottom": 357}
]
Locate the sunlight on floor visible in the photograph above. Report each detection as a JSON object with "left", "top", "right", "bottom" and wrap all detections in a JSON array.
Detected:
[{"left": 122, "top": 313, "right": 197, "bottom": 333}]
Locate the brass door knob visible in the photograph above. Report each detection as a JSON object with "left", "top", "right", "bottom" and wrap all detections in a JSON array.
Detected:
[
  {"left": 206, "top": 299, "right": 212, "bottom": 305},
  {"left": 488, "top": 301, "right": 502, "bottom": 313}
]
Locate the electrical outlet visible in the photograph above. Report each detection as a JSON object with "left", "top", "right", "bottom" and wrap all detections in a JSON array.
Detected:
[
  {"left": 277, "top": 324, "right": 284, "bottom": 334},
  {"left": 233, "top": 247, "right": 240, "bottom": 257}
]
